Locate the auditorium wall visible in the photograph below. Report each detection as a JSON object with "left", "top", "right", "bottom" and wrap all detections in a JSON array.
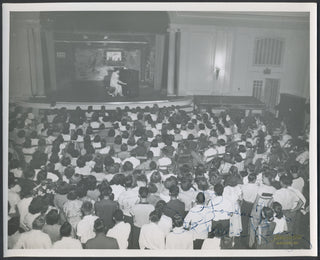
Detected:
[
  {"left": 9, "top": 12, "right": 46, "bottom": 99},
  {"left": 175, "top": 22, "right": 309, "bottom": 99}
]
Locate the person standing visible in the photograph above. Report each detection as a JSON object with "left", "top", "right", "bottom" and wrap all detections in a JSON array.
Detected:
[
  {"left": 85, "top": 218, "right": 119, "bottom": 249},
  {"left": 139, "top": 211, "right": 165, "bottom": 250},
  {"left": 184, "top": 192, "right": 213, "bottom": 249},
  {"left": 107, "top": 209, "right": 131, "bottom": 249},
  {"left": 52, "top": 222, "right": 83, "bottom": 249},
  {"left": 129, "top": 187, "right": 155, "bottom": 249},
  {"left": 13, "top": 215, "right": 52, "bottom": 249},
  {"left": 163, "top": 185, "right": 185, "bottom": 219},
  {"left": 76, "top": 201, "right": 99, "bottom": 246},
  {"left": 166, "top": 214, "right": 193, "bottom": 250},
  {"left": 94, "top": 186, "right": 118, "bottom": 230}
]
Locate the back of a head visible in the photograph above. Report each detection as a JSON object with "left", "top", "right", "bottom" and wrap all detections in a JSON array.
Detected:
[
  {"left": 45, "top": 209, "right": 59, "bottom": 225},
  {"left": 148, "top": 183, "right": 158, "bottom": 194},
  {"left": 149, "top": 210, "right": 161, "bottom": 223},
  {"left": 113, "top": 209, "right": 124, "bottom": 222},
  {"left": 139, "top": 186, "right": 149, "bottom": 198},
  {"left": 169, "top": 185, "right": 179, "bottom": 197},
  {"left": 248, "top": 173, "right": 257, "bottom": 183},
  {"left": 32, "top": 215, "right": 46, "bottom": 230},
  {"left": 272, "top": 202, "right": 283, "bottom": 219},
  {"left": 94, "top": 218, "right": 105, "bottom": 233},
  {"left": 81, "top": 201, "right": 93, "bottom": 215},
  {"left": 214, "top": 183, "right": 224, "bottom": 196},
  {"left": 150, "top": 171, "right": 161, "bottom": 184},
  {"left": 67, "top": 189, "right": 78, "bottom": 201},
  {"left": 172, "top": 214, "right": 184, "bottom": 228},
  {"left": 262, "top": 206, "right": 274, "bottom": 222},
  {"left": 280, "top": 174, "right": 293, "bottom": 187},
  {"left": 196, "top": 192, "right": 205, "bottom": 204},
  {"left": 60, "top": 221, "right": 72, "bottom": 237},
  {"left": 180, "top": 179, "right": 192, "bottom": 191},
  {"left": 155, "top": 200, "right": 166, "bottom": 213},
  {"left": 124, "top": 175, "right": 134, "bottom": 188}
]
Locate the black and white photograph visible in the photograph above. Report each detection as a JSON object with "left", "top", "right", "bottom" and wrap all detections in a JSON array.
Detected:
[{"left": 3, "top": 2, "right": 317, "bottom": 257}]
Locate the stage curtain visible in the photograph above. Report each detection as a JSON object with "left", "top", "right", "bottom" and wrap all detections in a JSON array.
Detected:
[{"left": 154, "top": 34, "right": 165, "bottom": 90}]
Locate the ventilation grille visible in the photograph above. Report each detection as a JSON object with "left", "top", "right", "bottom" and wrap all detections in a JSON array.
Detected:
[{"left": 253, "top": 38, "right": 284, "bottom": 67}]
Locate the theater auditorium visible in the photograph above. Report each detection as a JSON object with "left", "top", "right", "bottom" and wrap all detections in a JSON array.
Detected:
[{"left": 7, "top": 10, "right": 311, "bottom": 251}]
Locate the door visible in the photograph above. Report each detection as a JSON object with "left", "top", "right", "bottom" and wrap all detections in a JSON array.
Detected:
[{"left": 264, "top": 78, "right": 280, "bottom": 113}]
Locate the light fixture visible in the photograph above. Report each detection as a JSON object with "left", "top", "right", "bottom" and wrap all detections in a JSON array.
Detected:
[{"left": 214, "top": 67, "right": 220, "bottom": 79}]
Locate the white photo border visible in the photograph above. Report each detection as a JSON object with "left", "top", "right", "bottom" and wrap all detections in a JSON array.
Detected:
[{"left": 2, "top": 2, "right": 317, "bottom": 257}]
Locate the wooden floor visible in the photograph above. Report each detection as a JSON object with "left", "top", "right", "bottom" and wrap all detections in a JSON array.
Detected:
[{"left": 46, "top": 81, "right": 169, "bottom": 102}]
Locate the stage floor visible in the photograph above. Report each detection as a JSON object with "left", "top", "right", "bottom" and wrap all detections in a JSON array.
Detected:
[{"left": 51, "top": 82, "right": 167, "bottom": 102}]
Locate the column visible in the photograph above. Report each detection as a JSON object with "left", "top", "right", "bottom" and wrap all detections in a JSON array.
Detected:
[{"left": 167, "top": 27, "right": 177, "bottom": 96}]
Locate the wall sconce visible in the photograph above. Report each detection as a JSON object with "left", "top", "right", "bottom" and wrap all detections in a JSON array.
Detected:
[{"left": 214, "top": 67, "right": 220, "bottom": 79}]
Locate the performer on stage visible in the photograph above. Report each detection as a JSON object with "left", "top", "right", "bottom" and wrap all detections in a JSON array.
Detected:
[{"left": 108, "top": 69, "right": 127, "bottom": 97}]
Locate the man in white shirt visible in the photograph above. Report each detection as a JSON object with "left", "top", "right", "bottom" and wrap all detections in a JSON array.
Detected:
[
  {"left": 239, "top": 174, "right": 259, "bottom": 247},
  {"left": 118, "top": 175, "right": 140, "bottom": 223},
  {"left": 13, "top": 215, "right": 52, "bottom": 249},
  {"left": 139, "top": 210, "right": 165, "bottom": 250},
  {"left": 76, "top": 201, "right": 99, "bottom": 245},
  {"left": 53, "top": 222, "right": 82, "bottom": 249},
  {"left": 273, "top": 175, "right": 304, "bottom": 235},
  {"left": 179, "top": 179, "right": 197, "bottom": 212},
  {"left": 122, "top": 156, "right": 141, "bottom": 169},
  {"left": 208, "top": 184, "right": 232, "bottom": 239},
  {"left": 184, "top": 192, "right": 214, "bottom": 249},
  {"left": 16, "top": 193, "right": 33, "bottom": 231},
  {"left": 107, "top": 209, "right": 131, "bottom": 249},
  {"left": 166, "top": 214, "right": 193, "bottom": 249},
  {"left": 129, "top": 187, "right": 155, "bottom": 249}
]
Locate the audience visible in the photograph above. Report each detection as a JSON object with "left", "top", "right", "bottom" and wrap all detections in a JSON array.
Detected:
[{"left": 7, "top": 103, "right": 310, "bottom": 250}]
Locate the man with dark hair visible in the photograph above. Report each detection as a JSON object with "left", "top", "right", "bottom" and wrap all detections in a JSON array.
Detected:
[
  {"left": 94, "top": 186, "right": 118, "bottom": 230},
  {"left": 52, "top": 222, "right": 82, "bottom": 249},
  {"left": 77, "top": 201, "right": 99, "bottom": 245},
  {"left": 43, "top": 209, "right": 61, "bottom": 243},
  {"left": 13, "top": 215, "right": 52, "bottom": 249},
  {"left": 129, "top": 187, "right": 155, "bottom": 249},
  {"left": 209, "top": 184, "right": 232, "bottom": 244},
  {"left": 240, "top": 173, "right": 259, "bottom": 247},
  {"left": 184, "top": 192, "right": 214, "bottom": 249},
  {"left": 139, "top": 210, "right": 165, "bottom": 250},
  {"left": 107, "top": 209, "right": 131, "bottom": 249},
  {"left": 85, "top": 218, "right": 119, "bottom": 249},
  {"left": 118, "top": 175, "right": 139, "bottom": 224},
  {"left": 273, "top": 174, "right": 305, "bottom": 235},
  {"left": 165, "top": 214, "right": 193, "bottom": 249},
  {"left": 179, "top": 178, "right": 197, "bottom": 212},
  {"left": 163, "top": 185, "right": 185, "bottom": 219}
]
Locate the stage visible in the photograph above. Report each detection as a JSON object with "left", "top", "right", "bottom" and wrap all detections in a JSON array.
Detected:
[
  {"left": 51, "top": 81, "right": 167, "bottom": 102},
  {"left": 14, "top": 82, "right": 265, "bottom": 113}
]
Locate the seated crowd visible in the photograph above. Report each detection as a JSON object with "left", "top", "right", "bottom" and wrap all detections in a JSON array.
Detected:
[{"left": 8, "top": 103, "right": 310, "bottom": 250}]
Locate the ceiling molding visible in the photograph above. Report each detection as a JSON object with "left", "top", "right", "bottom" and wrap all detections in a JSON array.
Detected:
[{"left": 170, "top": 11, "right": 309, "bottom": 30}]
